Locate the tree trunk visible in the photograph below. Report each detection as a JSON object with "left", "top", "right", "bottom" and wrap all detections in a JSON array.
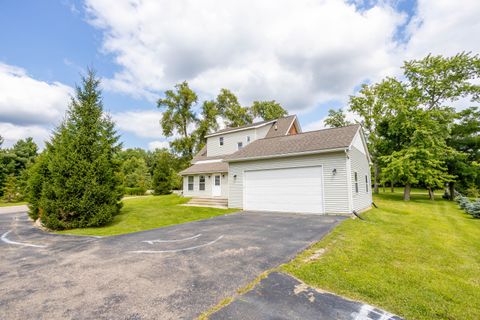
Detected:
[
  {"left": 449, "top": 182, "right": 455, "bottom": 201},
  {"left": 373, "top": 162, "right": 379, "bottom": 194},
  {"left": 427, "top": 187, "right": 434, "bottom": 200},
  {"left": 382, "top": 183, "right": 386, "bottom": 193},
  {"left": 403, "top": 183, "right": 411, "bottom": 201},
  {"left": 391, "top": 181, "right": 395, "bottom": 193}
]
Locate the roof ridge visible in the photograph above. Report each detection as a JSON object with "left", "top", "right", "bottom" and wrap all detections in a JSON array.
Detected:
[
  {"left": 256, "top": 123, "right": 360, "bottom": 141},
  {"left": 207, "top": 114, "right": 298, "bottom": 136}
]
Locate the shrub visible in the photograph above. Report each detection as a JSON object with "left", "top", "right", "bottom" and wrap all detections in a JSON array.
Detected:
[
  {"left": 456, "top": 193, "right": 480, "bottom": 219},
  {"left": 124, "top": 187, "right": 147, "bottom": 196},
  {"left": 466, "top": 200, "right": 480, "bottom": 218},
  {"left": 466, "top": 185, "right": 479, "bottom": 198}
]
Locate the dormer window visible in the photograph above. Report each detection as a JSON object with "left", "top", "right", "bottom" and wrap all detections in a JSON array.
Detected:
[
  {"left": 237, "top": 142, "right": 243, "bottom": 150},
  {"left": 219, "top": 137, "right": 224, "bottom": 146}
]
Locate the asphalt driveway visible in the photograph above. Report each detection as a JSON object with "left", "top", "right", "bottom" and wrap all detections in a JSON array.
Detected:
[{"left": 0, "top": 208, "right": 344, "bottom": 319}]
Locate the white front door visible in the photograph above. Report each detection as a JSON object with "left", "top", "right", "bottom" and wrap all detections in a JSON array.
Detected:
[
  {"left": 244, "top": 166, "right": 324, "bottom": 214},
  {"left": 212, "top": 175, "right": 221, "bottom": 196}
]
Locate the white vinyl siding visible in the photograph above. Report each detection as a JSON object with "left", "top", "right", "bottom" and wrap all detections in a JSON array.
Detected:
[
  {"left": 206, "top": 124, "right": 273, "bottom": 157},
  {"left": 207, "top": 128, "right": 257, "bottom": 156},
  {"left": 349, "top": 145, "right": 372, "bottom": 212},
  {"left": 228, "top": 152, "right": 350, "bottom": 214}
]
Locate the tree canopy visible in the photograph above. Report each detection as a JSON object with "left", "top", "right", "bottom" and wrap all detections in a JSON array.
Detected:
[{"left": 349, "top": 52, "right": 480, "bottom": 200}]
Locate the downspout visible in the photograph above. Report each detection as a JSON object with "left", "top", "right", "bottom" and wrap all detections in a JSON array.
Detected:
[{"left": 345, "top": 149, "right": 354, "bottom": 213}]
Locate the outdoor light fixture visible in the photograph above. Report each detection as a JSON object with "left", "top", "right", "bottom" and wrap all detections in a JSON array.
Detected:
[
  {"left": 233, "top": 174, "right": 237, "bottom": 178},
  {"left": 332, "top": 168, "right": 337, "bottom": 175}
]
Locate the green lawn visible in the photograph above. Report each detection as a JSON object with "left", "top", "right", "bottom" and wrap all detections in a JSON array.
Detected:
[
  {"left": 0, "top": 201, "right": 27, "bottom": 207},
  {"left": 57, "top": 194, "right": 238, "bottom": 236},
  {"left": 282, "top": 192, "right": 480, "bottom": 320}
]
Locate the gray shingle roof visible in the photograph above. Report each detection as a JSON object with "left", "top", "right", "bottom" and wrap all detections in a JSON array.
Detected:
[
  {"left": 179, "top": 161, "right": 228, "bottom": 175},
  {"left": 224, "top": 124, "right": 360, "bottom": 161}
]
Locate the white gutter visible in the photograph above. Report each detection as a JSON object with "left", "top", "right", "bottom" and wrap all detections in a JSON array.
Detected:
[
  {"left": 224, "top": 147, "right": 348, "bottom": 162},
  {"left": 195, "top": 159, "right": 223, "bottom": 164}
]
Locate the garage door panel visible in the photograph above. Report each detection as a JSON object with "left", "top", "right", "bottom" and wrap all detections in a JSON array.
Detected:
[{"left": 244, "top": 166, "right": 324, "bottom": 214}]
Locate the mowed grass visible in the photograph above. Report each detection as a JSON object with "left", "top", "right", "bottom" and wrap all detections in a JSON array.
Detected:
[
  {"left": 57, "top": 194, "right": 238, "bottom": 236},
  {"left": 0, "top": 201, "right": 27, "bottom": 207},
  {"left": 282, "top": 192, "right": 480, "bottom": 320}
]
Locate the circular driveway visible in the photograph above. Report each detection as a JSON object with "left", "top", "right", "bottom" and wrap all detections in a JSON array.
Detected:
[{"left": 0, "top": 208, "right": 343, "bottom": 319}]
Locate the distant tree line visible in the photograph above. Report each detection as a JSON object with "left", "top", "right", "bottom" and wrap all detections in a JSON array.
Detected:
[
  {"left": 324, "top": 53, "right": 480, "bottom": 200},
  {"left": 0, "top": 136, "right": 38, "bottom": 202}
]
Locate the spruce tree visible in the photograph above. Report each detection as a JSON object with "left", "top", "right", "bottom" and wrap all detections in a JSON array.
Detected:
[
  {"left": 2, "top": 174, "right": 19, "bottom": 202},
  {"left": 35, "top": 70, "right": 123, "bottom": 230}
]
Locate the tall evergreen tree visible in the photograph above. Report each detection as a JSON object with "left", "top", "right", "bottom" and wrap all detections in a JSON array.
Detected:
[{"left": 30, "top": 69, "right": 123, "bottom": 230}]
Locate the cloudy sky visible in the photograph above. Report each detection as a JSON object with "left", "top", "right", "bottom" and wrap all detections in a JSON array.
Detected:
[{"left": 1, "top": 0, "right": 479, "bottom": 149}]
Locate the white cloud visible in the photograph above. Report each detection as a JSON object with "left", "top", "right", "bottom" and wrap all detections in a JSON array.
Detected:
[
  {"left": 85, "top": 0, "right": 405, "bottom": 110},
  {"left": 0, "top": 122, "right": 51, "bottom": 148},
  {"left": 85, "top": 0, "right": 480, "bottom": 117},
  {"left": 111, "top": 110, "right": 164, "bottom": 138},
  {"left": 0, "top": 62, "right": 73, "bottom": 148},
  {"left": 405, "top": 0, "right": 480, "bottom": 58},
  {"left": 0, "top": 63, "right": 73, "bottom": 126},
  {"left": 148, "top": 140, "right": 170, "bottom": 151}
]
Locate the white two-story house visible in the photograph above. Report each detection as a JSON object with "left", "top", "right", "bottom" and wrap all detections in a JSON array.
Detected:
[{"left": 180, "top": 115, "right": 372, "bottom": 215}]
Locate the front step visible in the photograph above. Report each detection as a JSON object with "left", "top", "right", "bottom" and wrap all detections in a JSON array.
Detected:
[{"left": 185, "top": 197, "right": 228, "bottom": 208}]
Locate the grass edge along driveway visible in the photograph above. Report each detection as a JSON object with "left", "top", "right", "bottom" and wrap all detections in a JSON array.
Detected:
[
  {"left": 57, "top": 194, "right": 238, "bottom": 236},
  {"left": 282, "top": 192, "right": 480, "bottom": 320}
]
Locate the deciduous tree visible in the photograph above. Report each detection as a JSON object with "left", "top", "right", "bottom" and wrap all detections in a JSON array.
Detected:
[
  {"left": 323, "top": 108, "right": 351, "bottom": 128},
  {"left": 251, "top": 100, "right": 288, "bottom": 121},
  {"left": 157, "top": 81, "right": 198, "bottom": 160}
]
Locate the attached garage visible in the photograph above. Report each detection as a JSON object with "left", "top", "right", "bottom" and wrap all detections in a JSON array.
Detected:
[
  {"left": 244, "top": 166, "right": 324, "bottom": 214},
  {"left": 225, "top": 125, "right": 373, "bottom": 215}
]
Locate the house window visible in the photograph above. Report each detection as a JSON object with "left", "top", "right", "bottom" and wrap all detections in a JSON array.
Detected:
[
  {"left": 215, "top": 175, "right": 221, "bottom": 186},
  {"left": 219, "top": 137, "right": 224, "bottom": 146},
  {"left": 246, "top": 136, "right": 250, "bottom": 143},
  {"left": 188, "top": 176, "right": 194, "bottom": 191},
  {"left": 354, "top": 172, "right": 358, "bottom": 193},
  {"left": 365, "top": 175, "right": 369, "bottom": 192},
  {"left": 199, "top": 176, "right": 205, "bottom": 191},
  {"left": 237, "top": 142, "right": 243, "bottom": 150}
]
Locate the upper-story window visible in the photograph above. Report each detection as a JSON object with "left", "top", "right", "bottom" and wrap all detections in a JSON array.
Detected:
[
  {"left": 246, "top": 136, "right": 250, "bottom": 143},
  {"left": 237, "top": 142, "right": 243, "bottom": 150},
  {"left": 219, "top": 137, "right": 224, "bottom": 146}
]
